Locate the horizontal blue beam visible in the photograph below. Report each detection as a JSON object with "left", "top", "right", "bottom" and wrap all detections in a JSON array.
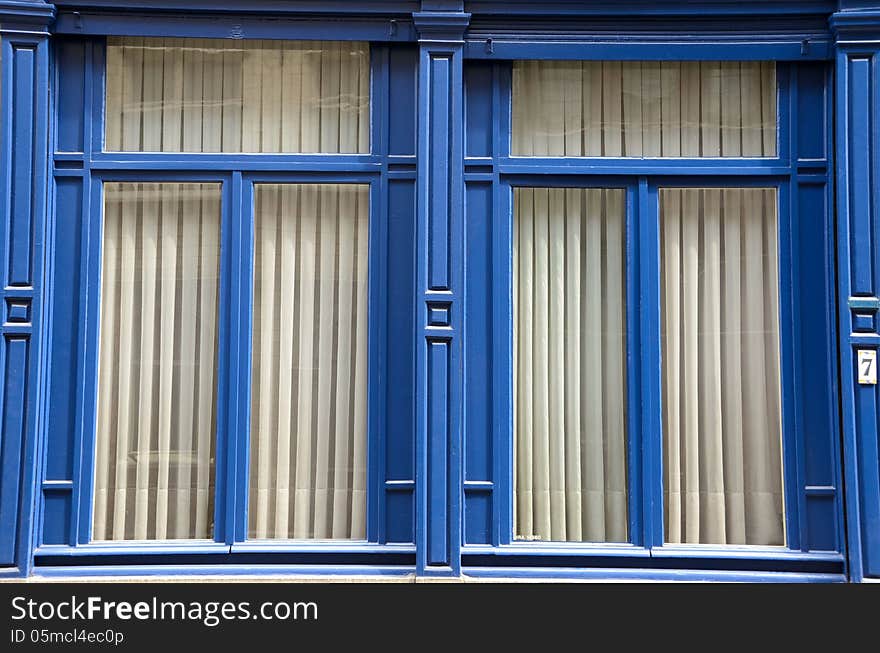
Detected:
[
  {"left": 32, "top": 564, "right": 417, "bottom": 578},
  {"left": 463, "top": 567, "right": 845, "bottom": 582},
  {"left": 466, "top": 39, "right": 832, "bottom": 61},
  {"left": 497, "top": 158, "right": 793, "bottom": 176},
  {"left": 464, "top": 1, "right": 837, "bottom": 17},
  {"left": 53, "top": 11, "right": 418, "bottom": 41},
  {"left": 87, "top": 153, "right": 384, "bottom": 172},
  {"left": 51, "top": 0, "right": 421, "bottom": 13},
  {"left": 463, "top": 544, "right": 651, "bottom": 558}
]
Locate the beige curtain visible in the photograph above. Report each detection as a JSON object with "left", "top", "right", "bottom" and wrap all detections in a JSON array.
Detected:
[
  {"left": 94, "top": 183, "right": 221, "bottom": 541},
  {"left": 514, "top": 188, "right": 628, "bottom": 543},
  {"left": 512, "top": 61, "right": 776, "bottom": 157},
  {"left": 661, "top": 188, "right": 784, "bottom": 546},
  {"left": 249, "top": 184, "right": 369, "bottom": 540},
  {"left": 105, "top": 38, "right": 370, "bottom": 153}
]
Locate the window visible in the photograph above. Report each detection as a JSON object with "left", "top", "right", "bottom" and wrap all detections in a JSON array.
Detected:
[
  {"left": 513, "top": 187, "right": 627, "bottom": 543},
  {"left": 462, "top": 55, "right": 835, "bottom": 559},
  {"left": 660, "top": 188, "right": 783, "bottom": 546},
  {"left": 249, "top": 183, "right": 369, "bottom": 540},
  {"left": 47, "top": 34, "right": 418, "bottom": 553},
  {"left": 506, "top": 60, "right": 784, "bottom": 547},
  {"left": 104, "top": 38, "right": 369, "bottom": 153},
  {"left": 94, "top": 183, "right": 221, "bottom": 541},
  {"left": 87, "top": 38, "right": 376, "bottom": 543},
  {"left": 511, "top": 61, "right": 776, "bottom": 157}
]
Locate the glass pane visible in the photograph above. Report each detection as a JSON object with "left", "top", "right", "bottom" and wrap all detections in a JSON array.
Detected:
[
  {"left": 512, "top": 61, "right": 776, "bottom": 157},
  {"left": 513, "top": 188, "right": 628, "bottom": 543},
  {"left": 660, "top": 188, "right": 784, "bottom": 546},
  {"left": 249, "top": 184, "right": 369, "bottom": 540},
  {"left": 94, "top": 183, "right": 221, "bottom": 541},
  {"left": 105, "top": 38, "right": 370, "bottom": 153}
]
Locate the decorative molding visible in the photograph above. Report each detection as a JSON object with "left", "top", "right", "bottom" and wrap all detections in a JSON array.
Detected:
[
  {"left": 831, "top": 9, "right": 880, "bottom": 43},
  {"left": 0, "top": 1, "right": 55, "bottom": 30},
  {"left": 412, "top": 11, "right": 470, "bottom": 41}
]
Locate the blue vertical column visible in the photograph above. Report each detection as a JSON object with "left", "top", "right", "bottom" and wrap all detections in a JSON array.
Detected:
[
  {"left": 413, "top": 4, "right": 469, "bottom": 576},
  {"left": 832, "top": 5, "right": 880, "bottom": 582},
  {"left": 0, "top": 1, "right": 54, "bottom": 575}
]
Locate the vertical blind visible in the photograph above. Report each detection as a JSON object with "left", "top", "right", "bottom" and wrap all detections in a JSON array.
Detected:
[
  {"left": 94, "top": 183, "right": 221, "bottom": 541},
  {"left": 249, "top": 184, "right": 369, "bottom": 540},
  {"left": 661, "top": 188, "right": 784, "bottom": 546},
  {"left": 514, "top": 188, "right": 628, "bottom": 543},
  {"left": 512, "top": 61, "right": 776, "bottom": 157},
  {"left": 105, "top": 38, "right": 370, "bottom": 153}
]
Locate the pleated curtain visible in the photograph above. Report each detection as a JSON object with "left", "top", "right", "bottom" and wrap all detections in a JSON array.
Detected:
[
  {"left": 105, "top": 38, "right": 370, "bottom": 153},
  {"left": 513, "top": 188, "right": 628, "bottom": 543},
  {"left": 249, "top": 184, "right": 369, "bottom": 540},
  {"left": 94, "top": 183, "right": 221, "bottom": 541},
  {"left": 512, "top": 61, "right": 776, "bottom": 157},
  {"left": 661, "top": 188, "right": 784, "bottom": 546}
]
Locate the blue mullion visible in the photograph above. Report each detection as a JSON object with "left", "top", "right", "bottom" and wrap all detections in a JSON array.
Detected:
[
  {"left": 783, "top": 63, "right": 803, "bottom": 552},
  {"left": 231, "top": 173, "right": 253, "bottom": 545},
  {"left": 498, "top": 159, "right": 792, "bottom": 176},
  {"left": 89, "top": 171, "right": 238, "bottom": 184},
  {"left": 779, "top": 63, "right": 793, "bottom": 167},
  {"left": 496, "top": 61, "right": 511, "bottom": 159},
  {"left": 638, "top": 175, "right": 791, "bottom": 189},
  {"left": 213, "top": 173, "right": 234, "bottom": 545},
  {"left": 367, "top": 42, "right": 387, "bottom": 543},
  {"left": 74, "top": 178, "right": 103, "bottom": 546},
  {"left": 492, "top": 183, "right": 511, "bottom": 547},
  {"left": 369, "top": 176, "right": 389, "bottom": 544},
  {"left": 639, "top": 179, "right": 663, "bottom": 550},
  {"left": 625, "top": 181, "right": 644, "bottom": 547},
  {"left": 89, "top": 39, "right": 105, "bottom": 158},
  {"left": 83, "top": 41, "right": 96, "bottom": 161},
  {"left": 89, "top": 154, "right": 383, "bottom": 172},
  {"left": 780, "top": 179, "right": 803, "bottom": 551}
]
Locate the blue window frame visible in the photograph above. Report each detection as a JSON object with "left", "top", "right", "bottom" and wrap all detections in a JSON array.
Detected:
[
  {"left": 461, "top": 57, "right": 845, "bottom": 576},
  {"left": 40, "top": 35, "right": 421, "bottom": 571}
]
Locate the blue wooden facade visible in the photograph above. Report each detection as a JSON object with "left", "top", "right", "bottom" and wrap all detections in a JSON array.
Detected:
[{"left": 0, "top": 0, "right": 877, "bottom": 581}]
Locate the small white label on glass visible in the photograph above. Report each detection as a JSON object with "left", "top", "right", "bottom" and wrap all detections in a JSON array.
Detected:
[{"left": 858, "top": 349, "right": 877, "bottom": 385}]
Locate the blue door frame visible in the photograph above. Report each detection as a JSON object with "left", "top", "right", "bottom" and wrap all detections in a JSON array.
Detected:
[{"left": 0, "top": 0, "right": 876, "bottom": 581}]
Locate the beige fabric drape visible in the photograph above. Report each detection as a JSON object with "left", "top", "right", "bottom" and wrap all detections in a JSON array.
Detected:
[
  {"left": 661, "top": 188, "right": 784, "bottom": 546},
  {"left": 94, "top": 183, "right": 221, "bottom": 541},
  {"left": 512, "top": 61, "right": 776, "bottom": 157},
  {"left": 249, "top": 184, "right": 369, "bottom": 540},
  {"left": 514, "top": 188, "right": 628, "bottom": 543},
  {"left": 105, "top": 38, "right": 370, "bottom": 153}
]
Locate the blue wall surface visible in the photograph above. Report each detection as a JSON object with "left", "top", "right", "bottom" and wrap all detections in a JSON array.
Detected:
[{"left": 0, "top": 0, "right": 877, "bottom": 581}]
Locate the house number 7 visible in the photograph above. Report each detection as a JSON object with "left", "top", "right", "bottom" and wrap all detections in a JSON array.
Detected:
[{"left": 858, "top": 349, "right": 877, "bottom": 385}]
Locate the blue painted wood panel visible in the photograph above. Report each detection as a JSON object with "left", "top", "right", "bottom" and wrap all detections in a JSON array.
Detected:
[
  {"left": 0, "top": 337, "right": 28, "bottom": 563},
  {"left": 835, "top": 17, "right": 880, "bottom": 578},
  {"left": 414, "top": 10, "right": 468, "bottom": 575},
  {"left": 0, "top": 20, "right": 51, "bottom": 572},
  {"left": 464, "top": 180, "right": 492, "bottom": 545},
  {"left": 385, "top": 178, "right": 416, "bottom": 543}
]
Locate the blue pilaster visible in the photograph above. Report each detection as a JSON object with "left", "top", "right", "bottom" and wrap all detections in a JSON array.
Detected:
[
  {"left": 413, "top": 2, "right": 469, "bottom": 577},
  {"left": 0, "top": 0, "right": 54, "bottom": 576},
  {"left": 832, "top": 4, "right": 880, "bottom": 582}
]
